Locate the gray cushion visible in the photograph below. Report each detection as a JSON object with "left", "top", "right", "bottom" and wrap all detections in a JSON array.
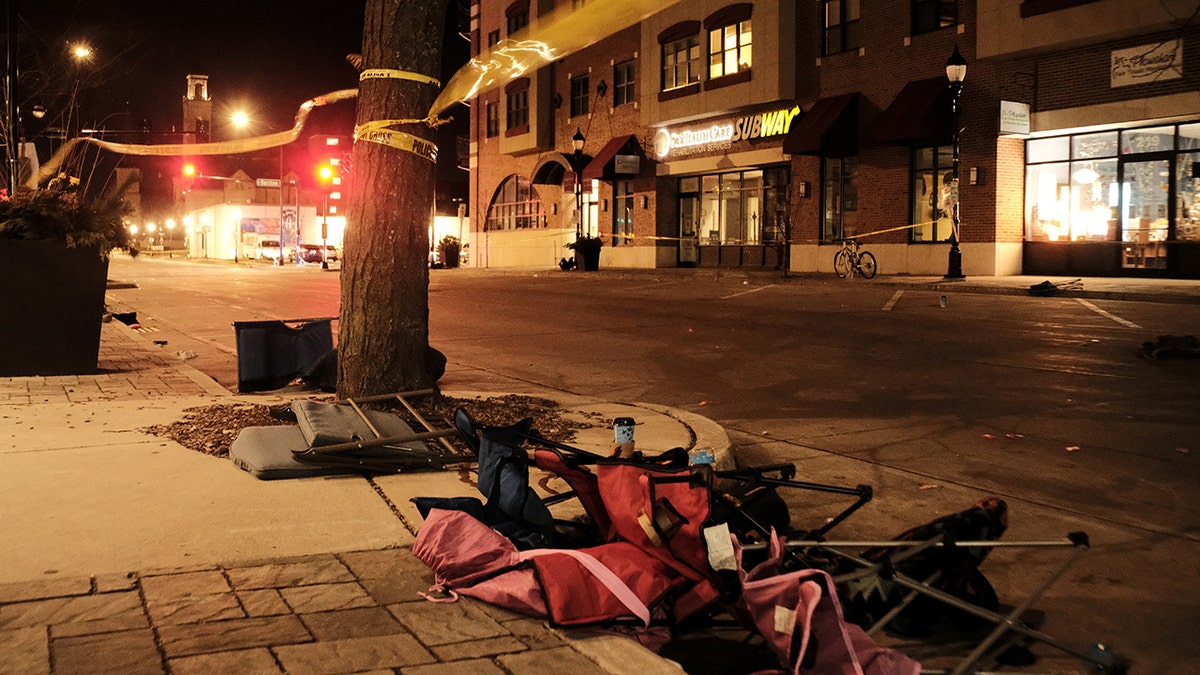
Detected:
[
  {"left": 291, "top": 400, "right": 427, "bottom": 451},
  {"left": 229, "top": 425, "right": 356, "bottom": 480}
]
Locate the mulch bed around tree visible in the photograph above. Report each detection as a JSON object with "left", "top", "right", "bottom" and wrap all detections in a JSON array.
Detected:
[{"left": 141, "top": 393, "right": 594, "bottom": 459}]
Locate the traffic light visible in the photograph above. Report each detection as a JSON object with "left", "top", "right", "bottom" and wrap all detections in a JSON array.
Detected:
[
  {"left": 181, "top": 162, "right": 197, "bottom": 190},
  {"left": 317, "top": 165, "right": 334, "bottom": 184}
]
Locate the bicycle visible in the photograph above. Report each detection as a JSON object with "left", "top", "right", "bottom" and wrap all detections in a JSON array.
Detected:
[{"left": 833, "top": 238, "right": 877, "bottom": 279}]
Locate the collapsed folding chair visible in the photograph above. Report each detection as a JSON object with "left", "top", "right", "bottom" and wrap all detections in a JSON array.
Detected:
[
  {"left": 230, "top": 389, "right": 470, "bottom": 479},
  {"left": 764, "top": 527, "right": 1129, "bottom": 674}
]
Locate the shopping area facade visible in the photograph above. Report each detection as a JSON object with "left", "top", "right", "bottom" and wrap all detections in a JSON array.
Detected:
[{"left": 468, "top": 0, "right": 1200, "bottom": 278}]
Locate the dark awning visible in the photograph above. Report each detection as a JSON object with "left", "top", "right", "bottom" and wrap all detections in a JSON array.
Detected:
[
  {"left": 582, "top": 135, "right": 645, "bottom": 182},
  {"left": 782, "top": 93, "right": 858, "bottom": 156},
  {"left": 872, "top": 77, "right": 954, "bottom": 146}
]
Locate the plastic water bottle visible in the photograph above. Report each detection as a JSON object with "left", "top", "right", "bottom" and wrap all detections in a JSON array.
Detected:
[{"left": 688, "top": 447, "right": 714, "bottom": 466}]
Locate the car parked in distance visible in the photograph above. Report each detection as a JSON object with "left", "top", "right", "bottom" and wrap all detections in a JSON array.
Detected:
[
  {"left": 256, "top": 240, "right": 283, "bottom": 261},
  {"left": 299, "top": 244, "right": 339, "bottom": 264}
]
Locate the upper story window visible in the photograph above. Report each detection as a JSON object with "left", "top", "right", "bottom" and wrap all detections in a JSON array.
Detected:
[
  {"left": 570, "top": 75, "right": 590, "bottom": 117},
  {"left": 485, "top": 101, "right": 500, "bottom": 138},
  {"left": 505, "top": 79, "right": 529, "bottom": 135},
  {"left": 487, "top": 29, "right": 501, "bottom": 48},
  {"left": 705, "top": 4, "right": 753, "bottom": 81},
  {"left": 506, "top": 0, "right": 529, "bottom": 35},
  {"left": 662, "top": 37, "right": 701, "bottom": 91},
  {"left": 823, "top": 0, "right": 861, "bottom": 55},
  {"left": 613, "top": 59, "right": 636, "bottom": 106},
  {"left": 709, "top": 20, "right": 752, "bottom": 79},
  {"left": 912, "top": 0, "right": 956, "bottom": 34}
]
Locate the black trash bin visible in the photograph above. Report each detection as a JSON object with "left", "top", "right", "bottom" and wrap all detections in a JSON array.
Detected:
[{"left": 233, "top": 317, "right": 335, "bottom": 392}]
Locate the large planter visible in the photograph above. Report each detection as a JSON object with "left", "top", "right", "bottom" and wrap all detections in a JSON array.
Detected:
[
  {"left": 0, "top": 241, "right": 109, "bottom": 376},
  {"left": 578, "top": 244, "right": 601, "bottom": 271},
  {"left": 441, "top": 245, "right": 461, "bottom": 268}
]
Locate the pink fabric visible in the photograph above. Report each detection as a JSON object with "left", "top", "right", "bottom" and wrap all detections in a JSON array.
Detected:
[
  {"left": 734, "top": 533, "right": 921, "bottom": 675},
  {"left": 412, "top": 508, "right": 548, "bottom": 617}
]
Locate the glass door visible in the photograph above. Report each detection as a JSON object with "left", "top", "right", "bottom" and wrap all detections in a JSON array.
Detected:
[
  {"left": 1177, "top": 153, "right": 1200, "bottom": 243},
  {"left": 1120, "top": 158, "right": 1171, "bottom": 269},
  {"left": 679, "top": 193, "right": 699, "bottom": 265}
]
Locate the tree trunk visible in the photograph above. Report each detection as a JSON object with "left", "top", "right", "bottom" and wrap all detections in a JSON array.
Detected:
[{"left": 338, "top": 0, "right": 448, "bottom": 398}]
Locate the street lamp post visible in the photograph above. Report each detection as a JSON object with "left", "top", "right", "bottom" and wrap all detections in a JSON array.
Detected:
[
  {"left": 572, "top": 128, "right": 585, "bottom": 240},
  {"left": 944, "top": 45, "right": 967, "bottom": 280}
]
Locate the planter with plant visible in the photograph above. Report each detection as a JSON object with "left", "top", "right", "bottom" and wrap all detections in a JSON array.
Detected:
[
  {"left": 566, "top": 234, "right": 603, "bottom": 271},
  {"left": 0, "top": 185, "right": 137, "bottom": 376},
  {"left": 438, "top": 235, "right": 461, "bottom": 269}
]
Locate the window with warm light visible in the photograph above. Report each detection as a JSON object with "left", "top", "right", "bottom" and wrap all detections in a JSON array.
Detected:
[
  {"left": 613, "top": 181, "right": 635, "bottom": 245},
  {"left": 911, "top": 145, "right": 955, "bottom": 242},
  {"left": 708, "top": 19, "right": 751, "bottom": 80}
]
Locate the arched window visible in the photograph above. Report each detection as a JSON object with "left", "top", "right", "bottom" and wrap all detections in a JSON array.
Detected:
[{"left": 486, "top": 175, "right": 547, "bottom": 231}]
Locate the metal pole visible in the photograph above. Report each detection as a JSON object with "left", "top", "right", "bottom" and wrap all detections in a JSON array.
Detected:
[
  {"left": 277, "top": 145, "right": 284, "bottom": 265},
  {"left": 574, "top": 151, "right": 583, "bottom": 239},
  {"left": 6, "top": 0, "right": 19, "bottom": 195},
  {"left": 945, "top": 80, "right": 965, "bottom": 279}
]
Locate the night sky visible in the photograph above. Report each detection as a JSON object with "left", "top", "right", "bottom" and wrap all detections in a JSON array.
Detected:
[
  {"left": 14, "top": 1, "right": 378, "bottom": 134},
  {"left": 13, "top": 0, "right": 471, "bottom": 205}
]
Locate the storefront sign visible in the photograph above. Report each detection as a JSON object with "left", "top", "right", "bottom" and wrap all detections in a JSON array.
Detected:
[
  {"left": 652, "top": 105, "right": 801, "bottom": 160},
  {"left": 998, "top": 100, "right": 1030, "bottom": 136},
  {"left": 614, "top": 154, "right": 640, "bottom": 174},
  {"left": 1111, "top": 40, "right": 1182, "bottom": 88}
]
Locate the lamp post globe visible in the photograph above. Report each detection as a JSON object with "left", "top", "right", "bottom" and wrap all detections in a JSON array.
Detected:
[{"left": 944, "top": 45, "right": 967, "bottom": 280}]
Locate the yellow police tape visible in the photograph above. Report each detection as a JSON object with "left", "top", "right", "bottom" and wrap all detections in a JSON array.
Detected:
[
  {"left": 33, "top": 0, "right": 684, "bottom": 180},
  {"left": 36, "top": 89, "right": 360, "bottom": 184},
  {"left": 428, "top": 0, "right": 683, "bottom": 117}
]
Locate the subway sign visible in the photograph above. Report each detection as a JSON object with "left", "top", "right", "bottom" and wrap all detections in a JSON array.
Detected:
[{"left": 652, "top": 105, "right": 801, "bottom": 160}]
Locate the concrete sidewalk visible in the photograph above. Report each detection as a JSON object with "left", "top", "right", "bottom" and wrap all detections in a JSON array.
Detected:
[
  {"left": 3, "top": 272, "right": 1196, "bottom": 674},
  {"left": 0, "top": 319, "right": 729, "bottom": 674}
]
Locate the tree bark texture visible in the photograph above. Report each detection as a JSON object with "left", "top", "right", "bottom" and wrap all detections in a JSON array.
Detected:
[{"left": 338, "top": 0, "right": 448, "bottom": 398}]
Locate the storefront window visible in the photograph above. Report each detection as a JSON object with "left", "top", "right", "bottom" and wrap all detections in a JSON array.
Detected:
[
  {"left": 822, "top": 157, "right": 858, "bottom": 242},
  {"left": 911, "top": 145, "right": 954, "bottom": 242},
  {"left": 1072, "top": 131, "right": 1117, "bottom": 160},
  {"left": 690, "top": 168, "right": 787, "bottom": 246},
  {"left": 1121, "top": 126, "right": 1174, "bottom": 154},
  {"left": 613, "top": 181, "right": 634, "bottom": 245},
  {"left": 1177, "top": 153, "right": 1200, "bottom": 241},
  {"left": 1025, "top": 122, "right": 1200, "bottom": 245},
  {"left": 1179, "top": 124, "right": 1200, "bottom": 151}
]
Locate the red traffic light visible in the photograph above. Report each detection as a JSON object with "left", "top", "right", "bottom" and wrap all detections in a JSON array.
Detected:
[
  {"left": 182, "top": 163, "right": 197, "bottom": 177},
  {"left": 317, "top": 165, "right": 334, "bottom": 182}
]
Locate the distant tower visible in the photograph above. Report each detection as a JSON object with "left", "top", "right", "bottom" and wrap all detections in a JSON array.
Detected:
[{"left": 182, "top": 73, "right": 212, "bottom": 142}]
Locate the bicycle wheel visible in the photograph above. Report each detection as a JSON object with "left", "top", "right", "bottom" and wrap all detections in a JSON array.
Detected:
[
  {"left": 857, "top": 251, "right": 877, "bottom": 279},
  {"left": 833, "top": 249, "right": 851, "bottom": 278}
]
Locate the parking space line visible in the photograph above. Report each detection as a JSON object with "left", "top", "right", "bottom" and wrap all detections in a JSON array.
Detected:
[
  {"left": 1075, "top": 298, "right": 1142, "bottom": 329},
  {"left": 721, "top": 284, "right": 775, "bottom": 299},
  {"left": 882, "top": 290, "right": 903, "bottom": 311}
]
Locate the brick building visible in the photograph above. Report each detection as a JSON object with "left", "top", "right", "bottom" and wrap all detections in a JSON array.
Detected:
[{"left": 467, "top": 0, "right": 1200, "bottom": 278}]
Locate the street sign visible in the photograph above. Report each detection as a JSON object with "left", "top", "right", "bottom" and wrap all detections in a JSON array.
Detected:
[{"left": 256, "top": 178, "right": 282, "bottom": 188}]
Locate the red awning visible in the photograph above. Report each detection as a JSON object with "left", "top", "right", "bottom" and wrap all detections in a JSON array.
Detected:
[
  {"left": 782, "top": 93, "right": 858, "bottom": 156},
  {"left": 872, "top": 77, "right": 954, "bottom": 146},
  {"left": 581, "top": 135, "right": 645, "bottom": 182}
]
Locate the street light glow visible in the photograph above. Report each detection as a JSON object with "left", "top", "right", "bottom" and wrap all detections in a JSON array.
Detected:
[
  {"left": 231, "top": 111, "right": 250, "bottom": 129},
  {"left": 69, "top": 42, "right": 94, "bottom": 62}
]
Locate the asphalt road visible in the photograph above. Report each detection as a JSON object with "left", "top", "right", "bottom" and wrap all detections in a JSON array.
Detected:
[{"left": 107, "top": 255, "right": 1200, "bottom": 673}]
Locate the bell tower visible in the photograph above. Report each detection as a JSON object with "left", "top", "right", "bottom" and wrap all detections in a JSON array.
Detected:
[{"left": 181, "top": 73, "right": 212, "bottom": 142}]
